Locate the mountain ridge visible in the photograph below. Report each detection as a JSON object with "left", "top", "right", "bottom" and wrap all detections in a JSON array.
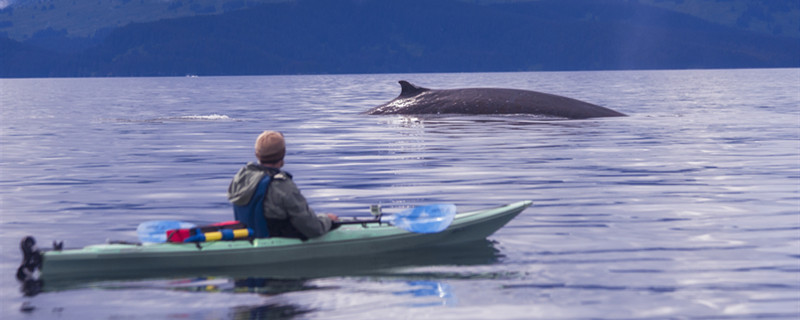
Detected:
[
  {"left": 3, "top": 0, "right": 798, "bottom": 41},
  {"left": 2, "top": 0, "right": 798, "bottom": 77}
]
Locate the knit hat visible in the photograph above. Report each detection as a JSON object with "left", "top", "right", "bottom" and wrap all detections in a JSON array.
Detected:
[{"left": 255, "top": 131, "right": 286, "bottom": 164}]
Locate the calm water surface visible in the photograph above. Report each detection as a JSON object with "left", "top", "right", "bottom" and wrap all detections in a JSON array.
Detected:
[{"left": 1, "top": 69, "right": 798, "bottom": 319}]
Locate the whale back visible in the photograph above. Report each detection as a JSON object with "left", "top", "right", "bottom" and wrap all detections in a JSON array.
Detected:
[{"left": 365, "top": 80, "right": 627, "bottom": 118}]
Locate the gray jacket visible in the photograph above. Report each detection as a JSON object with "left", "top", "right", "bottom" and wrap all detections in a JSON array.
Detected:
[{"left": 227, "top": 162, "right": 332, "bottom": 238}]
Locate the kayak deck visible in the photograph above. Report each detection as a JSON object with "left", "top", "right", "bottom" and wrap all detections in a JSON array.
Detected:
[{"left": 22, "top": 201, "right": 531, "bottom": 281}]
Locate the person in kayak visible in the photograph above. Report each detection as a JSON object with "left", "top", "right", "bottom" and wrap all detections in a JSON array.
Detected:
[{"left": 227, "top": 131, "right": 337, "bottom": 239}]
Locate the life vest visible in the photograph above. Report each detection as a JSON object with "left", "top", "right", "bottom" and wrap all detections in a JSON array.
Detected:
[{"left": 233, "top": 173, "right": 271, "bottom": 238}]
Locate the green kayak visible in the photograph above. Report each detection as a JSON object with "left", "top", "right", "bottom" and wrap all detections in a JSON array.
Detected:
[{"left": 19, "top": 201, "right": 531, "bottom": 282}]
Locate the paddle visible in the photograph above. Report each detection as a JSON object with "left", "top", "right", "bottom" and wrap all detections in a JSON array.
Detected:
[
  {"left": 336, "top": 203, "right": 457, "bottom": 234},
  {"left": 136, "top": 203, "right": 457, "bottom": 243}
]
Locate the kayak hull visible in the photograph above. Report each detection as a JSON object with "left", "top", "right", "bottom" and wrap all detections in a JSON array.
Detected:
[{"left": 33, "top": 201, "right": 531, "bottom": 281}]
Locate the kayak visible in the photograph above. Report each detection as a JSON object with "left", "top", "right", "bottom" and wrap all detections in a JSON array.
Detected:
[{"left": 19, "top": 201, "right": 531, "bottom": 282}]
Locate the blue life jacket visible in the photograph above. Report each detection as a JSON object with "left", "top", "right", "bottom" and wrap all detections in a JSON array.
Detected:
[{"left": 233, "top": 174, "right": 271, "bottom": 238}]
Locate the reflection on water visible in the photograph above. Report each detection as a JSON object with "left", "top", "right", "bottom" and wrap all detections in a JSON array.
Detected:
[
  {"left": 230, "top": 303, "right": 314, "bottom": 320},
  {"left": 394, "top": 281, "right": 456, "bottom": 307}
]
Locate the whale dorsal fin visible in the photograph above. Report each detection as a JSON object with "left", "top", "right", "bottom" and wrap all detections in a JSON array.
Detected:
[{"left": 398, "top": 80, "right": 429, "bottom": 98}]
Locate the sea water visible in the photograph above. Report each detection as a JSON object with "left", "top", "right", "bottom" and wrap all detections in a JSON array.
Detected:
[{"left": 1, "top": 69, "right": 798, "bottom": 319}]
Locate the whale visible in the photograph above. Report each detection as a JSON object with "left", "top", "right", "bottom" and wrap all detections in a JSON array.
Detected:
[{"left": 365, "top": 81, "right": 626, "bottom": 119}]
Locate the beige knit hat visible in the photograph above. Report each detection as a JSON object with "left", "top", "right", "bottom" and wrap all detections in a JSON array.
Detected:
[{"left": 255, "top": 131, "right": 286, "bottom": 164}]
